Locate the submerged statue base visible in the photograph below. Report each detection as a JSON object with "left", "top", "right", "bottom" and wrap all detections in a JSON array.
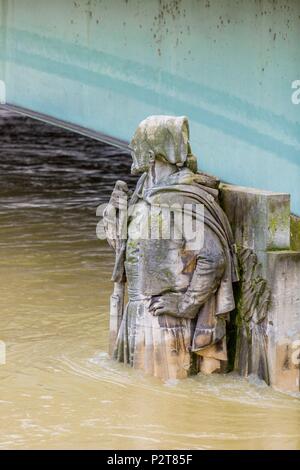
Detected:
[{"left": 103, "top": 115, "right": 239, "bottom": 381}]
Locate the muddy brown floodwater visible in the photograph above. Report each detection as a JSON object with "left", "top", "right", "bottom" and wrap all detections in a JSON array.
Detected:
[{"left": 0, "top": 109, "right": 299, "bottom": 450}]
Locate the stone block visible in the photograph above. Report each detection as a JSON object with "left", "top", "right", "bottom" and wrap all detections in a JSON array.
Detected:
[
  {"left": 220, "top": 183, "right": 300, "bottom": 393},
  {"left": 220, "top": 184, "right": 290, "bottom": 253},
  {"left": 291, "top": 215, "right": 300, "bottom": 251},
  {"left": 266, "top": 251, "right": 300, "bottom": 392}
]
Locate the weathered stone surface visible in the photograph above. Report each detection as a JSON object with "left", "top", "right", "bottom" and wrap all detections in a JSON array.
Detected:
[
  {"left": 104, "top": 116, "right": 238, "bottom": 380},
  {"left": 220, "top": 183, "right": 300, "bottom": 393},
  {"left": 266, "top": 251, "right": 300, "bottom": 392},
  {"left": 234, "top": 247, "right": 270, "bottom": 384},
  {"left": 220, "top": 184, "right": 290, "bottom": 253},
  {"left": 291, "top": 215, "right": 300, "bottom": 251},
  {"left": 103, "top": 117, "right": 299, "bottom": 390}
]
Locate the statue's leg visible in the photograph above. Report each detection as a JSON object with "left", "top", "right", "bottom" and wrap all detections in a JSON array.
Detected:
[
  {"left": 151, "top": 314, "right": 192, "bottom": 380},
  {"left": 197, "top": 338, "right": 227, "bottom": 374},
  {"left": 123, "top": 300, "right": 191, "bottom": 380},
  {"left": 200, "top": 357, "right": 221, "bottom": 374},
  {"left": 114, "top": 301, "right": 193, "bottom": 380}
]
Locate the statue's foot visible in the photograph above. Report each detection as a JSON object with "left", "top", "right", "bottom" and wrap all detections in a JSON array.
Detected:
[{"left": 200, "top": 357, "right": 221, "bottom": 374}]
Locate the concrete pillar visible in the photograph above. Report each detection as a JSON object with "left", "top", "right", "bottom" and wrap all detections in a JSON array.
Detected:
[
  {"left": 266, "top": 252, "right": 300, "bottom": 392},
  {"left": 219, "top": 183, "right": 300, "bottom": 393},
  {"left": 220, "top": 184, "right": 290, "bottom": 254}
]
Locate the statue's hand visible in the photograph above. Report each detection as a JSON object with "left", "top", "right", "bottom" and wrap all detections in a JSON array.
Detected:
[
  {"left": 105, "top": 184, "right": 128, "bottom": 212},
  {"left": 102, "top": 208, "right": 117, "bottom": 250},
  {"left": 149, "top": 293, "right": 180, "bottom": 317},
  {"left": 149, "top": 292, "right": 199, "bottom": 319},
  {"left": 103, "top": 181, "right": 128, "bottom": 250}
]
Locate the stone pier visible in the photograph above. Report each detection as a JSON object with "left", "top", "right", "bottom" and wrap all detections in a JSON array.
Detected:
[{"left": 220, "top": 184, "right": 300, "bottom": 393}]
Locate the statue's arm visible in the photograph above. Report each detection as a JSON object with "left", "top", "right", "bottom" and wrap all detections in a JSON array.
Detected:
[
  {"left": 103, "top": 180, "right": 128, "bottom": 251},
  {"left": 177, "top": 248, "right": 225, "bottom": 318},
  {"left": 149, "top": 231, "right": 226, "bottom": 319}
]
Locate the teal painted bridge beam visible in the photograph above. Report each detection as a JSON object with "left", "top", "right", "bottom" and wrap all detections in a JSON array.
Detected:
[{"left": 0, "top": 0, "right": 299, "bottom": 214}]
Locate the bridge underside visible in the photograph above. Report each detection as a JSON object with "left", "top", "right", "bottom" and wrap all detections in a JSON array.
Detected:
[{"left": 0, "top": 0, "right": 299, "bottom": 214}]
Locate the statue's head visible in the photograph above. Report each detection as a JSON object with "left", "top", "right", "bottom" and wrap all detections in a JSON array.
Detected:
[{"left": 129, "top": 115, "right": 197, "bottom": 175}]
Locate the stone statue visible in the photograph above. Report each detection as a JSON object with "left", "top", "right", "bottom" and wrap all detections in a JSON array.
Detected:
[{"left": 103, "top": 116, "right": 239, "bottom": 380}]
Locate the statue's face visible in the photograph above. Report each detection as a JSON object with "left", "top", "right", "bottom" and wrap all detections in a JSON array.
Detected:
[{"left": 129, "top": 138, "right": 154, "bottom": 175}]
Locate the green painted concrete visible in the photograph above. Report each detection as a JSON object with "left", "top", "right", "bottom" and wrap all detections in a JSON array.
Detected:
[{"left": 0, "top": 0, "right": 299, "bottom": 213}]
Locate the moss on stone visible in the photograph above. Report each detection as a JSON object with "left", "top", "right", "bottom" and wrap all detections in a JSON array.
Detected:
[
  {"left": 290, "top": 215, "right": 300, "bottom": 251},
  {"left": 268, "top": 204, "right": 290, "bottom": 245}
]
